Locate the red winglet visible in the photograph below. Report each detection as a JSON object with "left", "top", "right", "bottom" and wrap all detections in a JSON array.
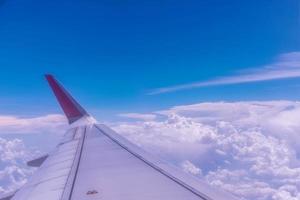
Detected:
[{"left": 45, "top": 74, "right": 89, "bottom": 124}]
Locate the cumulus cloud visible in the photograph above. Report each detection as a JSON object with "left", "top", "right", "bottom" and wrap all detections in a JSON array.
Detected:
[
  {"left": 149, "top": 52, "right": 300, "bottom": 94},
  {"left": 2, "top": 102, "right": 300, "bottom": 200},
  {"left": 181, "top": 160, "right": 202, "bottom": 175},
  {"left": 112, "top": 101, "right": 300, "bottom": 200},
  {"left": 0, "top": 138, "right": 37, "bottom": 194}
]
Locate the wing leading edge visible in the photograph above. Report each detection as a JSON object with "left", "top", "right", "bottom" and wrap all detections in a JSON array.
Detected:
[{"left": 8, "top": 75, "right": 239, "bottom": 200}]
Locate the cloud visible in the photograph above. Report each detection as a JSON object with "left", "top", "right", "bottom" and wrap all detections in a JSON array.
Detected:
[
  {"left": 0, "top": 114, "right": 67, "bottom": 194},
  {"left": 118, "top": 113, "right": 157, "bottom": 121},
  {"left": 0, "top": 138, "right": 37, "bottom": 194},
  {"left": 112, "top": 101, "right": 300, "bottom": 200},
  {"left": 149, "top": 52, "right": 300, "bottom": 94},
  {"left": 0, "top": 114, "right": 66, "bottom": 134},
  {"left": 181, "top": 160, "right": 202, "bottom": 175},
  {"left": 2, "top": 102, "right": 300, "bottom": 199}
]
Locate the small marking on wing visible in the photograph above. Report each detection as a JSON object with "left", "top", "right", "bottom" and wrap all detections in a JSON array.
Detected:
[{"left": 86, "top": 190, "right": 99, "bottom": 195}]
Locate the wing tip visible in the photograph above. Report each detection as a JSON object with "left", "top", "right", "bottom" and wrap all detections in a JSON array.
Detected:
[
  {"left": 45, "top": 74, "right": 89, "bottom": 124},
  {"left": 45, "top": 74, "right": 53, "bottom": 79}
]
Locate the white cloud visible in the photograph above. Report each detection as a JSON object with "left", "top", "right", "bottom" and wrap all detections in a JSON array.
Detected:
[
  {"left": 2, "top": 102, "right": 300, "bottom": 199},
  {"left": 0, "top": 138, "right": 37, "bottom": 194},
  {"left": 0, "top": 114, "right": 66, "bottom": 134},
  {"left": 112, "top": 101, "right": 300, "bottom": 200},
  {"left": 0, "top": 114, "right": 67, "bottom": 194},
  {"left": 118, "top": 113, "right": 157, "bottom": 121},
  {"left": 149, "top": 52, "right": 300, "bottom": 94},
  {"left": 181, "top": 160, "right": 202, "bottom": 175}
]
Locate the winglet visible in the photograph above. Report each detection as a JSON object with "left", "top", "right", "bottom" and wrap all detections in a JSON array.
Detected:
[{"left": 45, "top": 74, "right": 89, "bottom": 124}]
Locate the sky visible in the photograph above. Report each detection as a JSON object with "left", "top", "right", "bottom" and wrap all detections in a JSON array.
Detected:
[
  {"left": 0, "top": 0, "right": 300, "bottom": 200},
  {"left": 0, "top": 0, "right": 299, "bottom": 119}
]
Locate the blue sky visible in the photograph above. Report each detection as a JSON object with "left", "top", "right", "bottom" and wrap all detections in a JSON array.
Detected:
[{"left": 0, "top": 0, "right": 299, "bottom": 120}]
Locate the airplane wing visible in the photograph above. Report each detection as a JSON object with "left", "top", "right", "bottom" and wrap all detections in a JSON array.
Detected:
[{"left": 6, "top": 75, "right": 239, "bottom": 200}]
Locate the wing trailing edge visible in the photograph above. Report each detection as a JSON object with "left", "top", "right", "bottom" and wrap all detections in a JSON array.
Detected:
[{"left": 45, "top": 74, "right": 89, "bottom": 124}]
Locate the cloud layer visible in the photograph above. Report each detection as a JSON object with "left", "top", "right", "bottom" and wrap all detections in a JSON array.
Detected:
[
  {"left": 1, "top": 103, "right": 300, "bottom": 200},
  {"left": 118, "top": 113, "right": 157, "bottom": 121},
  {"left": 0, "top": 114, "right": 66, "bottom": 134},
  {"left": 150, "top": 52, "right": 300, "bottom": 94},
  {"left": 113, "top": 101, "right": 300, "bottom": 200}
]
